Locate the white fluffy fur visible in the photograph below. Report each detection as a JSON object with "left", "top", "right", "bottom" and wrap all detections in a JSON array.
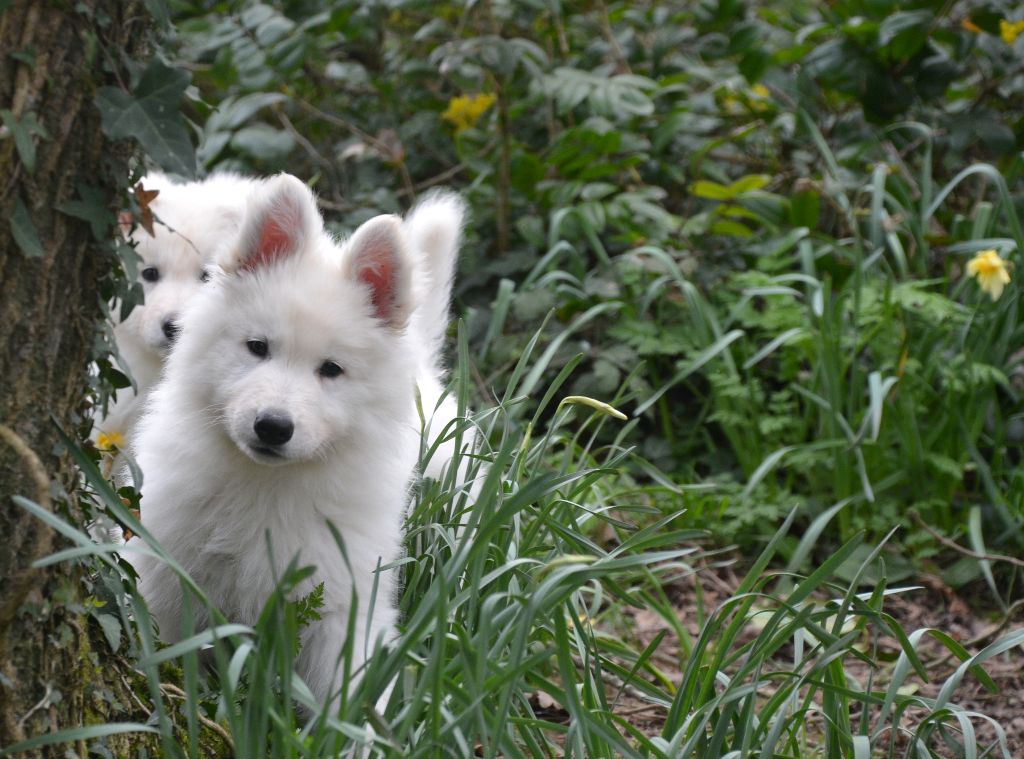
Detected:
[
  {"left": 97, "top": 173, "right": 256, "bottom": 448},
  {"left": 131, "top": 174, "right": 421, "bottom": 705},
  {"left": 402, "top": 192, "right": 478, "bottom": 489},
  {"left": 104, "top": 176, "right": 473, "bottom": 496}
]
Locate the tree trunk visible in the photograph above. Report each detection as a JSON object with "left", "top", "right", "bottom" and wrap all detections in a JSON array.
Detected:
[{"left": 0, "top": 3, "right": 219, "bottom": 755}]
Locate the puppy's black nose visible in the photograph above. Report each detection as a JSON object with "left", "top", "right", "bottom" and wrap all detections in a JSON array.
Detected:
[
  {"left": 254, "top": 412, "right": 294, "bottom": 446},
  {"left": 162, "top": 318, "right": 180, "bottom": 343}
]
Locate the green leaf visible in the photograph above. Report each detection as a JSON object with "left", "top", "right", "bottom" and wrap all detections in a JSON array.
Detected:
[
  {"left": 207, "top": 92, "right": 288, "bottom": 132},
  {"left": 142, "top": 0, "right": 170, "bottom": 29},
  {"left": 710, "top": 218, "right": 754, "bottom": 237},
  {"left": 295, "top": 581, "right": 325, "bottom": 628},
  {"left": 97, "top": 613, "right": 122, "bottom": 653},
  {"left": 790, "top": 187, "right": 820, "bottom": 228},
  {"left": 56, "top": 184, "right": 111, "bottom": 241},
  {"left": 878, "top": 10, "right": 932, "bottom": 60},
  {"left": 95, "top": 59, "right": 196, "bottom": 177},
  {"left": 739, "top": 48, "right": 772, "bottom": 82},
  {"left": 10, "top": 195, "right": 44, "bottom": 258},
  {"left": 230, "top": 124, "right": 295, "bottom": 160},
  {"left": 729, "top": 174, "right": 771, "bottom": 194},
  {"left": 691, "top": 180, "right": 733, "bottom": 200},
  {"left": 1, "top": 109, "right": 47, "bottom": 174},
  {"left": 0, "top": 723, "right": 159, "bottom": 756},
  {"left": 727, "top": 22, "right": 760, "bottom": 55},
  {"left": 324, "top": 61, "right": 369, "bottom": 85}
]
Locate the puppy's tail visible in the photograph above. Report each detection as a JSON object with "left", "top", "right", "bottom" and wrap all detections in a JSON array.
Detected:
[{"left": 405, "top": 191, "right": 467, "bottom": 368}]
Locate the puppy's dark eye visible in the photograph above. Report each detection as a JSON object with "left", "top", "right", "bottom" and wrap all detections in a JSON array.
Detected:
[
  {"left": 319, "top": 361, "right": 344, "bottom": 379},
  {"left": 141, "top": 267, "right": 160, "bottom": 283},
  {"left": 247, "top": 339, "right": 269, "bottom": 358},
  {"left": 199, "top": 269, "right": 211, "bottom": 283}
]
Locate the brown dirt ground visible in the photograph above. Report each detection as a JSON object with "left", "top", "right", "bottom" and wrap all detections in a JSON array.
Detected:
[{"left": 545, "top": 557, "right": 1024, "bottom": 755}]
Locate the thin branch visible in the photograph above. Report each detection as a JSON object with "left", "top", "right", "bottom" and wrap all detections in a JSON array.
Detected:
[
  {"left": 966, "top": 598, "right": 1024, "bottom": 648},
  {"left": 292, "top": 97, "right": 416, "bottom": 201},
  {"left": 275, "top": 108, "right": 334, "bottom": 175},
  {"left": 16, "top": 684, "right": 53, "bottom": 729},
  {"left": 597, "top": 1, "right": 631, "bottom": 74},
  {"left": 160, "top": 682, "right": 235, "bottom": 750},
  {"left": 909, "top": 511, "right": 1024, "bottom": 569},
  {"left": 400, "top": 163, "right": 466, "bottom": 198}
]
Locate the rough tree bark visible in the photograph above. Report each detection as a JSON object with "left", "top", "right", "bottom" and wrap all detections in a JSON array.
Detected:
[{"left": 0, "top": 3, "right": 224, "bottom": 756}]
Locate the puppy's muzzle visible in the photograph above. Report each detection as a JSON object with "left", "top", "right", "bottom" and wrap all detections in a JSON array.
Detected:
[
  {"left": 162, "top": 317, "right": 180, "bottom": 343},
  {"left": 254, "top": 411, "right": 294, "bottom": 446}
]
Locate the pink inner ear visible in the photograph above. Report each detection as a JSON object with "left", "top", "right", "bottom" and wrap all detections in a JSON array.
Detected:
[
  {"left": 118, "top": 211, "right": 134, "bottom": 236},
  {"left": 243, "top": 216, "right": 294, "bottom": 272},
  {"left": 358, "top": 255, "right": 395, "bottom": 321}
]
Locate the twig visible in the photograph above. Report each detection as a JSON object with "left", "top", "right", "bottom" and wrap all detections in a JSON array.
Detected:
[
  {"left": 965, "top": 597, "right": 1024, "bottom": 648},
  {"left": 120, "top": 673, "right": 152, "bottom": 715},
  {"left": 293, "top": 96, "right": 416, "bottom": 201},
  {"left": 16, "top": 684, "right": 53, "bottom": 729},
  {"left": 160, "top": 682, "right": 235, "bottom": 750},
  {"left": 275, "top": 108, "right": 335, "bottom": 176},
  {"left": 909, "top": 511, "right": 1024, "bottom": 569},
  {"left": 615, "top": 702, "right": 667, "bottom": 717},
  {"left": 493, "top": 79, "right": 511, "bottom": 253},
  {"left": 316, "top": 197, "right": 356, "bottom": 213},
  {"left": 597, "top": 1, "right": 631, "bottom": 74},
  {"left": 400, "top": 163, "right": 466, "bottom": 198}
]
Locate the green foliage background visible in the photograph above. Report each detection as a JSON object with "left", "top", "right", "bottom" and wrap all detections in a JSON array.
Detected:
[{"left": 139, "top": 0, "right": 1024, "bottom": 592}]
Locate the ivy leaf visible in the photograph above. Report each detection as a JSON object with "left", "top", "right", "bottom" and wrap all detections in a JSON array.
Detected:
[
  {"left": 1, "top": 109, "right": 48, "bottom": 174},
  {"left": 56, "top": 184, "right": 111, "bottom": 241},
  {"left": 96, "top": 613, "right": 122, "bottom": 653},
  {"left": 10, "top": 195, "right": 44, "bottom": 258},
  {"left": 95, "top": 59, "right": 196, "bottom": 177}
]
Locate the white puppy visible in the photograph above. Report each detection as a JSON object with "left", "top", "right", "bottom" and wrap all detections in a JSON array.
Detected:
[
  {"left": 131, "top": 174, "right": 422, "bottom": 705},
  {"left": 96, "top": 173, "right": 254, "bottom": 453}
]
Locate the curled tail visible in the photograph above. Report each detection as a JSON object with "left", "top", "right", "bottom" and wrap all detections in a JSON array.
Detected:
[{"left": 404, "top": 190, "right": 467, "bottom": 370}]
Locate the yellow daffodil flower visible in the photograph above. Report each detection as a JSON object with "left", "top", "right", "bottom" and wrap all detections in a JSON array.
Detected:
[
  {"left": 96, "top": 430, "right": 125, "bottom": 451},
  {"left": 967, "top": 249, "right": 1012, "bottom": 301},
  {"left": 441, "top": 93, "right": 497, "bottom": 134},
  {"left": 1000, "top": 18, "right": 1024, "bottom": 44}
]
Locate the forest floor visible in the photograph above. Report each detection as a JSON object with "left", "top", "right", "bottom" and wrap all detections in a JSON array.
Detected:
[{"left": 537, "top": 553, "right": 1024, "bottom": 755}]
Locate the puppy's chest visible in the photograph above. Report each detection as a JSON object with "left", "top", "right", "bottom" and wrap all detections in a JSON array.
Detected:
[
  {"left": 174, "top": 505, "right": 337, "bottom": 613},
  {"left": 164, "top": 488, "right": 363, "bottom": 571}
]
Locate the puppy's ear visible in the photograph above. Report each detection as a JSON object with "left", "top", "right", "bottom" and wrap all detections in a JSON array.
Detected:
[
  {"left": 117, "top": 211, "right": 134, "bottom": 239},
  {"left": 226, "top": 174, "right": 321, "bottom": 273},
  {"left": 343, "top": 215, "right": 414, "bottom": 330}
]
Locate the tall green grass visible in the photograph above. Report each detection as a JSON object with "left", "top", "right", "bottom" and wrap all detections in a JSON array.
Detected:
[{"left": 4, "top": 324, "right": 1020, "bottom": 758}]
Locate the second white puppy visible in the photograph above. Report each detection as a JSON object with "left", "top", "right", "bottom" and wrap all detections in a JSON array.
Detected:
[
  {"left": 131, "top": 174, "right": 421, "bottom": 705},
  {"left": 98, "top": 173, "right": 254, "bottom": 452}
]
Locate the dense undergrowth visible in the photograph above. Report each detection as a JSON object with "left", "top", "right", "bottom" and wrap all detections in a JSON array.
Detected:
[
  {"left": 6, "top": 0, "right": 1024, "bottom": 756},
  {"left": 158, "top": 0, "right": 1024, "bottom": 587}
]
